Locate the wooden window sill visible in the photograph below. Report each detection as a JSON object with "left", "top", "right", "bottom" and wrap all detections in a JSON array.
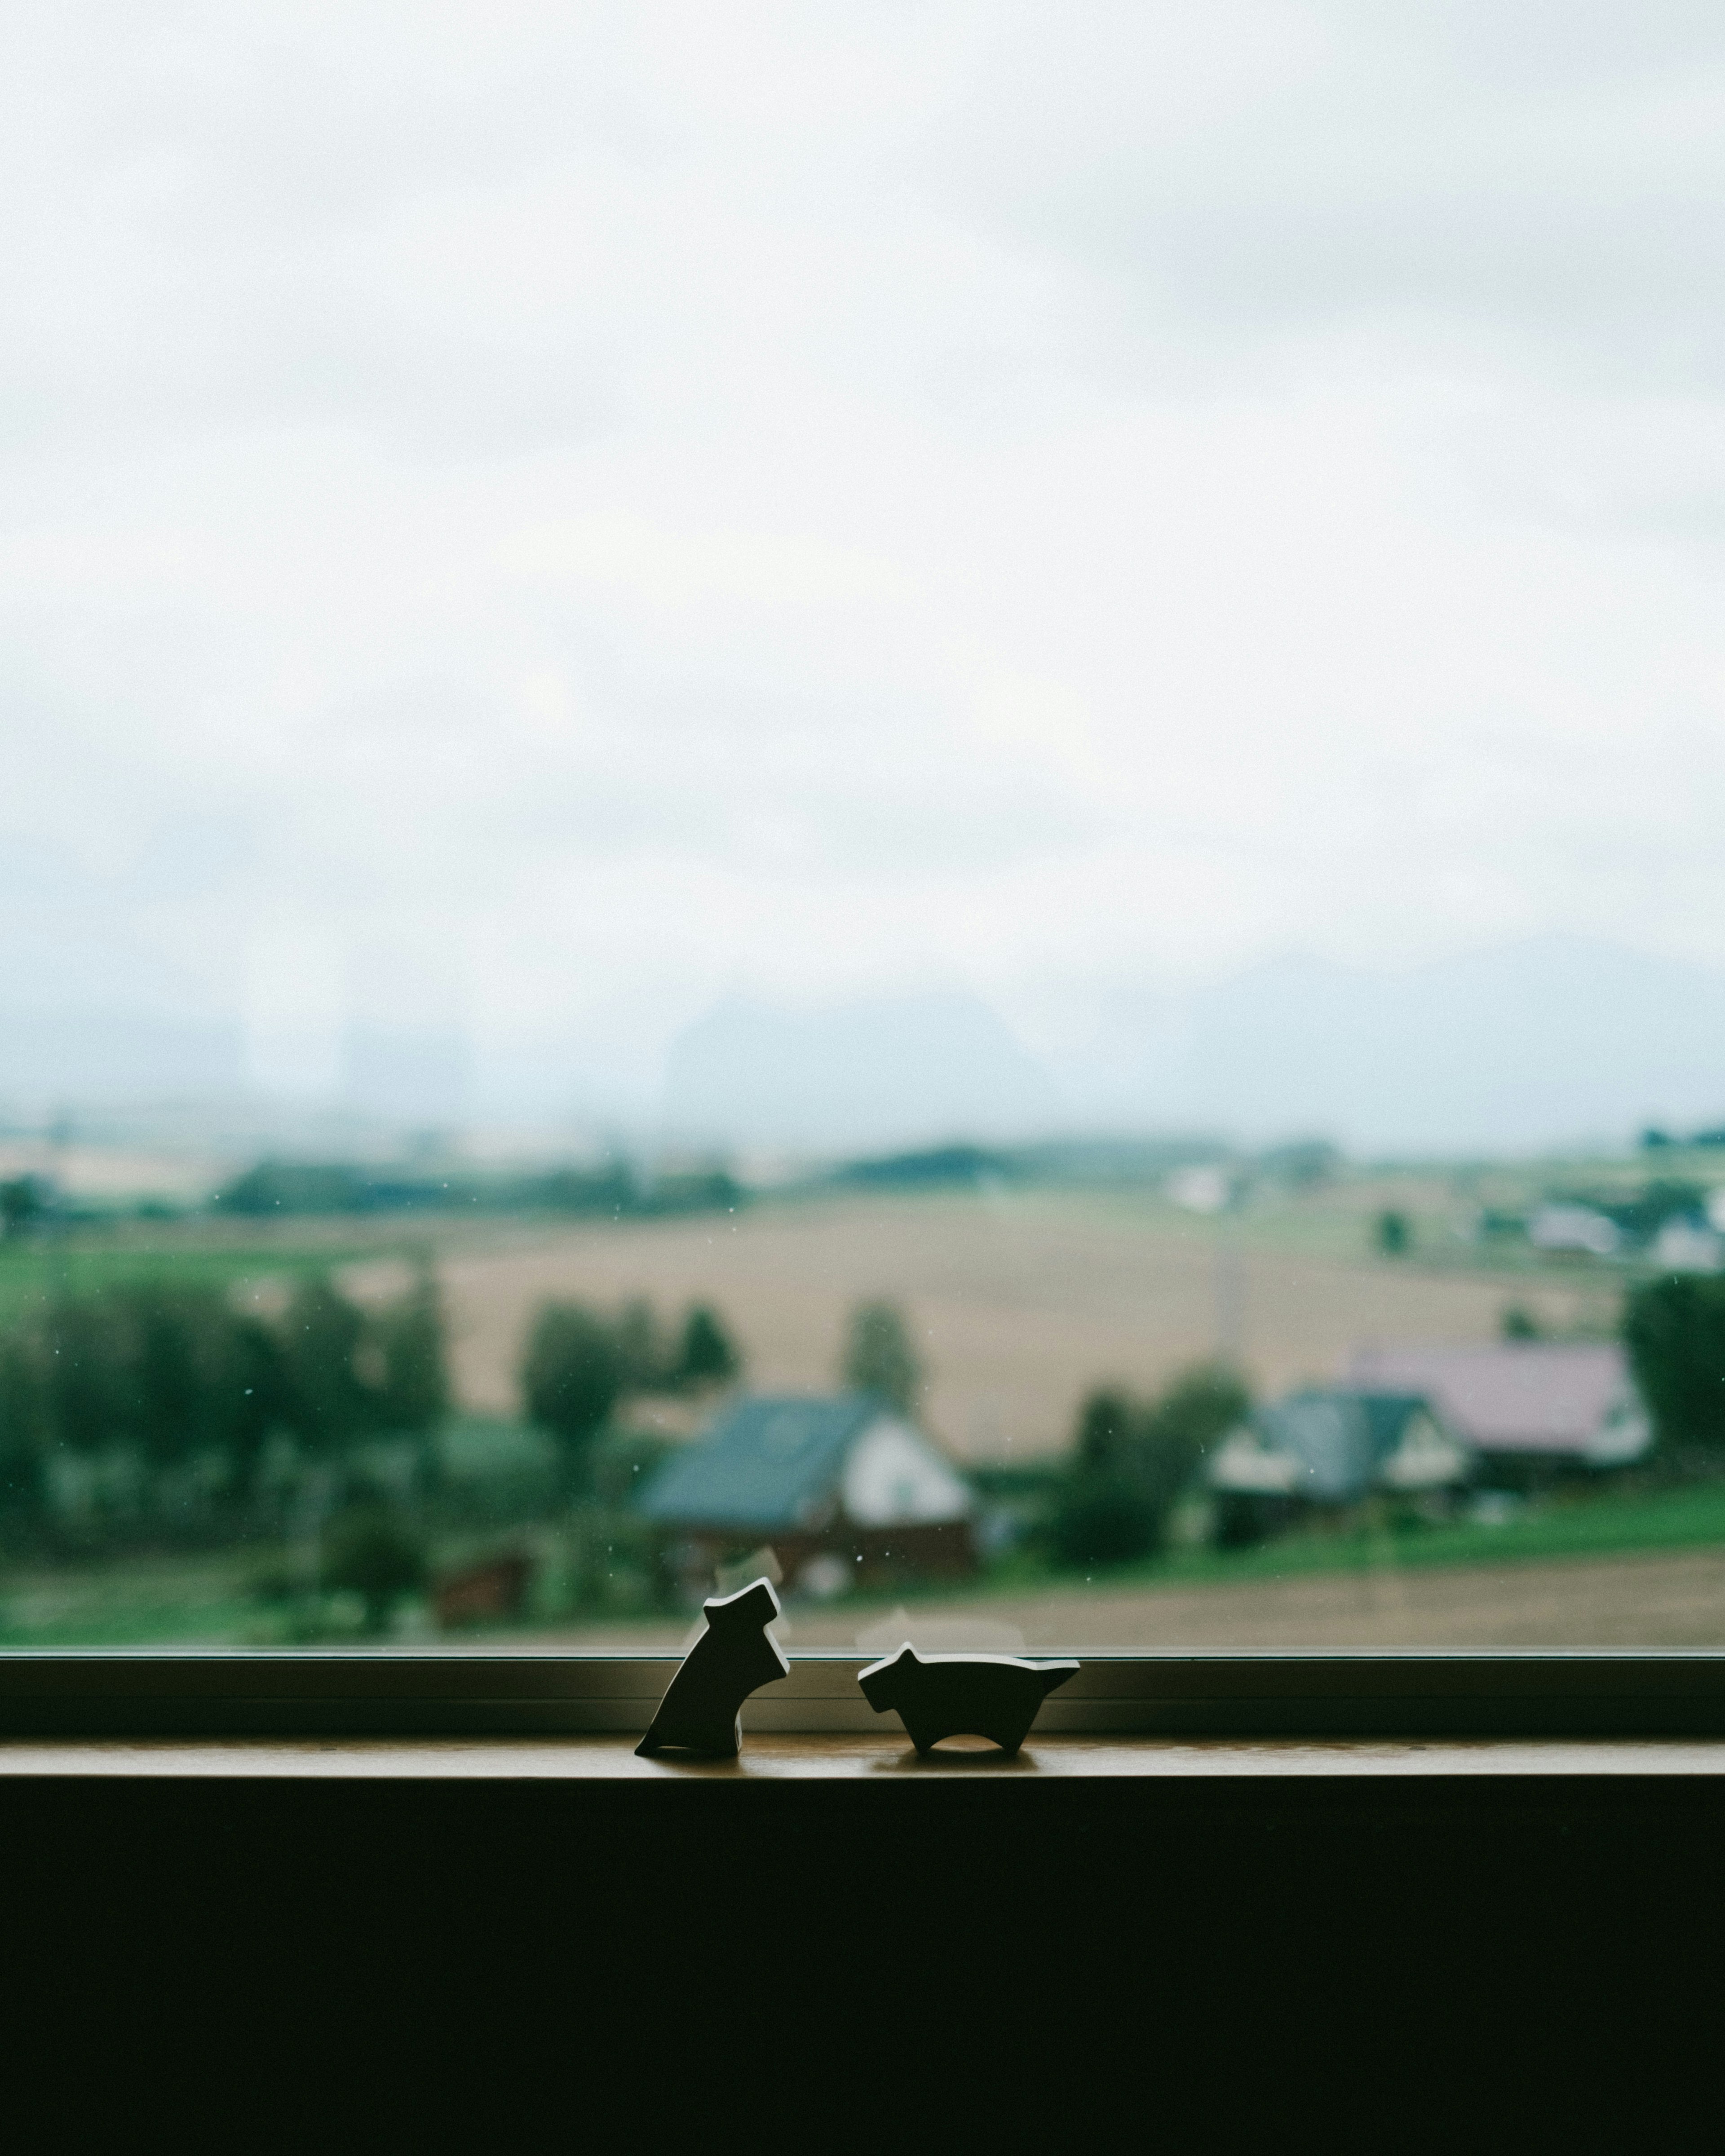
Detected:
[{"left": 4, "top": 1732, "right": 1725, "bottom": 1778}]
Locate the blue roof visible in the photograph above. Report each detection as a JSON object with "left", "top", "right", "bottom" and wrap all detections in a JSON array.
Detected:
[
  {"left": 636, "top": 1392, "right": 884, "bottom": 1531},
  {"left": 1256, "top": 1391, "right": 1432, "bottom": 1501}
]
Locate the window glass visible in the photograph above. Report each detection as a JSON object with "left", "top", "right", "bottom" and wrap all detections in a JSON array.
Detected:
[{"left": 4, "top": 6, "right": 1724, "bottom": 1654}]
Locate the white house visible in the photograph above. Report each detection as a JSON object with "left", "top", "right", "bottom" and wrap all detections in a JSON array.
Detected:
[{"left": 637, "top": 1391, "right": 977, "bottom": 1596}]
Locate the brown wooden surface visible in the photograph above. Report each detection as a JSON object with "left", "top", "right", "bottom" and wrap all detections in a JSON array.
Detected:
[{"left": 3, "top": 1732, "right": 1725, "bottom": 1778}]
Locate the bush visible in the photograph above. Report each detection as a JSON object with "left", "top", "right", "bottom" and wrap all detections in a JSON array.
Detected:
[
  {"left": 321, "top": 1502, "right": 427, "bottom": 1632},
  {"left": 1049, "top": 1365, "right": 1250, "bottom": 1568},
  {"left": 1048, "top": 1470, "right": 1163, "bottom": 1566},
  {"left": 0, "top": 1336, "right": 48, "bottom": 1519},
  {"left": 1623, "top": 1274, "right": 1725, "bottom": 1450}
]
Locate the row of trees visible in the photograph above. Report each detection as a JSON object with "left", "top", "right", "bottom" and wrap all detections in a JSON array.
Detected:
[
  {"left": 215, "top": 1158, "right": 741, "bottom": 1221},
  {"left": 521, "top": 1296, "right": 741, "bottom": 1487},
  {"left": 517, "top": 1292, "right": 929, "bottom": 1480},
  {"left": 0, "top": 1268, "right": 448, "bottom": 1528}
]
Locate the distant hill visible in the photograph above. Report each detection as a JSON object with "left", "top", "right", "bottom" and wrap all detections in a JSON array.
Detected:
[
  {"left": 1152, "top": 937, "right": 1725, "bottom": 1152},
  {"left": 661, "top": 992, "right": 1061, "bottom": 1150},
  {"left": 0, "top": 1007, "right": 244, "bottom": 1110},
  {"left": 663, "top": 942, "right": 1725, "bottom": 1156},
  {"left": 10, "top": 935, "right": 1725, "bottom": 1158}
]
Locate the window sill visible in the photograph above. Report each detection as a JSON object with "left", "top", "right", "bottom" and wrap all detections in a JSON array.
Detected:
[{"left": 4, "top": 1732, "right": 1725, "bottom": 1778}]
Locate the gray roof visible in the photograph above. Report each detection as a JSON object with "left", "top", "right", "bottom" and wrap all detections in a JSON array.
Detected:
[
  {"left": 636, "top": 1392, "right": 883, "bottom": 1531},
  {"left": 1346, "top": 1343, "right": 1632, "bottom": 1454},
  {"left": 1256, "top": 1390, "right": 1434, "bottom": 1501}
]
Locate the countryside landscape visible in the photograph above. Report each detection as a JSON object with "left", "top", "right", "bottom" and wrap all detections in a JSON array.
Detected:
[{"left": 6, "top": 1126, "right": 1725, "bottom": 1651}]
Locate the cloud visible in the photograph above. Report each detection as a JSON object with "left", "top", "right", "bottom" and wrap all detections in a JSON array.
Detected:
[{"left": 1, "top": 4, "right": 1724, "bottom": 1127}]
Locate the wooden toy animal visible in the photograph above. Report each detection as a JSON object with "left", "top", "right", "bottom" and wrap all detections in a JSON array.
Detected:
[
  {"left": 857, "top": 1645, "right": 1080, "bottom": 1756},
  {"left": 636, "top": 1577, "right": 789, "bottom": 1758}
]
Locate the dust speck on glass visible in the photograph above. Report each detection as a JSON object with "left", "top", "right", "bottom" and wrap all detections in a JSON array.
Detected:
[{"left": 1, "top": 5, "right": 1721, "bottom": 1657}]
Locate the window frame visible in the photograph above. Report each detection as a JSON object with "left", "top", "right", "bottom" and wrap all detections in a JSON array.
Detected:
[{"left": 2, "top": 1648, "right": 1723, "bottom": 1739}]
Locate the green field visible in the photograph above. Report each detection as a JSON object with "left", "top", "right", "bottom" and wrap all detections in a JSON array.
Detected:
[
  {"left": 989, "top": 1476, "right": 1725, "bottom": 1599},
  {"left": 0, "top": 1238, "right": 352, "bottom": 1328}
]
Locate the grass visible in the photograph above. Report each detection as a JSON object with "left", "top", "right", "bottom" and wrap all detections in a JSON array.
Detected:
[
  {"left": 10, "top": 1469, "right": 1725, "bottom": 1648},
  {"left": 972, "top": 1475, "right": 1725, "bottom": 1607},
  {"left": 0, "top": 1237, "right": 360, "bottom": 1327},
  {"left": 0, "top": 1549, "right": 271, "bottom": 1648}
]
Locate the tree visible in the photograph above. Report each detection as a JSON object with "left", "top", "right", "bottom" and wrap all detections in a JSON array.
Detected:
[
  {"left": 1146, "top": 1363, "right": 1250, "bottom": 1492},
  {"left": 0, "top": 1176, "right": 45, "bottom": 1241},
  {"left": 842, "top": 1300, "right": 922, "bottom": 1414},
  {"left": 1623, "top": 1275, "right": 1725, "bottom": 1451},
  {"left": 674, "top": 1304, "right": 739, "bottom": 1391},
  {"left": 615, "top": 1298, "right": 667, "bottom": 1394},
  {"left": 1375, "top": 1210, "right": 1411, "bottom": 1257},
  {"left": 1501, "top": 1304, "right": 1541, "bottom": 1341},
  {"left": 41, "top": 1294, "right": 129, "bottom": 1455},
  {"left": 321, "top": 1499, "right": 426, "bottom": 1633},
  {"left": 1049, "top": 1364, "right": 1249, "bottom": 1569},
  {"left": 0, "top": 1334, "right": 48, "bottom": 1519},
  {"left": 375, "top": 1266, "right": 450, "bottom": 1433},
  {"left": 125, "top": 1285, "right": 226, "bottom": 1471},
  {"left": 279, "top": 1276, "right": 377, "bottom": 1455},
  {"left": 1050, "top": 1388, "right": 1162, "bottom": 1564},
  {"left": 521, "top": 1302, "right": 623, "bottom": 1491}
]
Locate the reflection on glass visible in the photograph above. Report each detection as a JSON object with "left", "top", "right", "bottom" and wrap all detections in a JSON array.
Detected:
[{"left": 3, "top": 9, "right": 1723, "bottom": 1650}]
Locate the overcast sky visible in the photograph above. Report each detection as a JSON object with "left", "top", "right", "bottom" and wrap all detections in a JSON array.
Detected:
[{"left": 5, "top": 2, "right": 1725, "bottom": 1114}]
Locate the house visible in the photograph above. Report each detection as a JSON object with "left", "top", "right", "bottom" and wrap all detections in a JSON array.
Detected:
[
  {"left": 1209, "top": 1390, "right": 1471, "bottom": 1512},
  {"left": 1527, "top": 1204, "right": 1620, "bottom": 1258},
  {"left": 635, "top": 1391, "right": 977, "bottom": 1597},
  {"left": 1651, "top": 1216, "right": 1723, "bottom": 1273},
  {"left": 1345, "top": 1343, "right": 1651, "bottom": 1475}
]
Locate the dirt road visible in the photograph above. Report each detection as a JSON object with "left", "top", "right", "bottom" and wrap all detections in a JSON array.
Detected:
[{"left": 532, "top": 1544, "right": 1725, "bottom": 1651}]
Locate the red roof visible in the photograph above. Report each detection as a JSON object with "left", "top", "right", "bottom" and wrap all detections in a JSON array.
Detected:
[{"left": 1344, "top": 1343, "right": 1633, "bottom": 1455}]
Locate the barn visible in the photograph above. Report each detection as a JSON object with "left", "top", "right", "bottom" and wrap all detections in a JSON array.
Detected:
[{"left": 635, "top": 1391, "right": 977, "bottom": 1599}]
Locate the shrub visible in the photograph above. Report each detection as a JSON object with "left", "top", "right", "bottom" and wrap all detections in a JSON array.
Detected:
[
  {"left": 0, "top": 1336, "right": 48, "bottom": 1518},
  {"left": 1048, "top": 1470, "right": 1163, "bottom": 1566},
  {"left": 1049, "top": 1364, "right": 1250, "bottom": 1569},
  {"left": 1623, "top": 1274, "right": 1725, "bottom": 1451},
  {"left": 321, "top": 1501, "right": 427, "bottom": 1633}
]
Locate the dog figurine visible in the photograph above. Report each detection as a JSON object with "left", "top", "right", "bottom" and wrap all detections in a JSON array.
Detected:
[
  {"left": 636, "top": 1577, "right": 790, "bottom": 1758},
  {"left": 858, "top": 1645, "right": 1079, "bottom": 1755}
]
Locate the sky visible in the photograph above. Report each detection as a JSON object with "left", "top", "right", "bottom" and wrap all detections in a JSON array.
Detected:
[{"left": 5, "top": 3, "right": 1725, "bottom": 1127}]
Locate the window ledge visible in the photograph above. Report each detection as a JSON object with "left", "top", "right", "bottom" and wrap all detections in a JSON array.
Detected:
[{"left": 3, "top": 1732, "right": 1725, "bottom": 1779}]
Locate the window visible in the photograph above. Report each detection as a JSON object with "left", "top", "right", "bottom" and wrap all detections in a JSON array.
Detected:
[{"left": 3, "top": 9, "right": 1723, "bottom": 1725}]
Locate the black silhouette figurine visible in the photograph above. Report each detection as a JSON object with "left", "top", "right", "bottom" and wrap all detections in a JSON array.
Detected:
[
  {"left": 636, "top": 1577, "right": 790, "bottom": 1758},
  {"left": 858, "top": 1646, "right": 1079, "bottom": 1756}
]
